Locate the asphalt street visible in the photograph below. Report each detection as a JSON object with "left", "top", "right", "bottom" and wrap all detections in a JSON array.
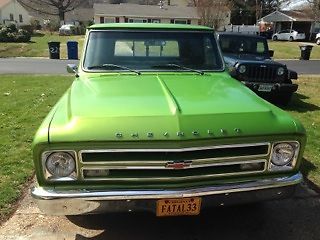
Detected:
[
  {"left": 0, "top": 182, "right": 319, "bottom": 239},
  {"left": 0, "top": 58, "right": 78, "bottom": 74},
  {"left": 0, "top": 58, "right": 319, "bottom": 75},
  {"left": 281, "top": 60, "right": 320, "bottom": 75}
]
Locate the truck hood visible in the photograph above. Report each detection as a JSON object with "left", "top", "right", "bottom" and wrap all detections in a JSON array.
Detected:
[
  {"left": 223, "top": 54, "right": 285, "bottom": 67},
  {"left": 48, "top": 72, "right": 298, "bottom": 142}
]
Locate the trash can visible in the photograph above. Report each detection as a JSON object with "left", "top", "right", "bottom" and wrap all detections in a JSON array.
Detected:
[
  {"left": 299, "top": 45, "right": 313, "bottom": 60},
  {"left": 48, "top": 41, "right": 60, "bottom": 59},
  {"left": 67, "top": 41, "right": 78, "bottom": 60}
]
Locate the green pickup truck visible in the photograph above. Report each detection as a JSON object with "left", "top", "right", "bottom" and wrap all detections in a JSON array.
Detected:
[{"left": 31, "top": 23, "right": 306, "bottom": 217}]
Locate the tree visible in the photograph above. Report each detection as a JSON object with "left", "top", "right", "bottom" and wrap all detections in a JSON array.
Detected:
[
  {"left": 18, "top": 0, "right": 86, "bottom": 22},
  {"left": 192, "top": 0, "right": 232, "bottom": 29},
  {"left": 307, "top": 0, "right": 320, "bottom": 21},
  {"left": 230, "top": 0, "right": 291, "bottom": 25}
]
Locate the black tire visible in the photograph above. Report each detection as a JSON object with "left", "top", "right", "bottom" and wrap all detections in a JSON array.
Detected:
[
  {"left": 316, "top": 38, "right": 320, "bottom": 45},
  {"left": 289, "top": 36, "right": 294, "bottom": 42},
  {"left": 272, "top": 36, "right": 278, "bottom": 41}
]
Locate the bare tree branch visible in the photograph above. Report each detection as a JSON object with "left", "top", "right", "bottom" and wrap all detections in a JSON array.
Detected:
[
  {"left": 195, "top": 0, "right": 232, "bottom": 29},
  {"left": 307, "top": 0, "right": 320, "bottom": 21},
  {"left": 18, "top": 0, "right": 86, "bottom": 22}
]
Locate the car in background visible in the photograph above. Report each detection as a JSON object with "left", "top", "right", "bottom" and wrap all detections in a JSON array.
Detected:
[
  {"left": 217, "top": 32, "right": 298, "bottom": 105},
  {"left": 272, "top": 30, "right": 305, "bottom": 41},
  {"left": 59, "top": 24, "right": 76, "bottom": 36},
  {"left": 316, "top": 33, "right": 320, "bottom": 45}
]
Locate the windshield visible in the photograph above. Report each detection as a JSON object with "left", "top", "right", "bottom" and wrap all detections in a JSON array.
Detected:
[
  {"left": 219, "top": 35, "right": 268, "bottom": 55},
  {"left": 83, "top": 31, "right": 223, "bottom": 72}
]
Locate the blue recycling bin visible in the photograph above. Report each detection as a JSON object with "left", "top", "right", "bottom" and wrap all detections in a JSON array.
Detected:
[{"left": 67, "top": 41, "right": 78, "bottom": 60}]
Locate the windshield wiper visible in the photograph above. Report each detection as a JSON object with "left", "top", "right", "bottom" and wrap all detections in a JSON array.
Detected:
[
  {"left": 87, "top": 63, "right": 141, "bottom": 75},
  {"left": 152, "top": 63, "right": 204, "bottom": 75}
]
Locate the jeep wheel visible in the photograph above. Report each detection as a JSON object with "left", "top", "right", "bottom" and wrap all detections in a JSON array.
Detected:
[
  {"left": 273, "top": 36, "right": 278, "bottom": 41},
  {"left": 316, "top": 38, "right": 320, "bottom": 45},
  {"left": 289, "top": 36, "right": 294, "bottom": 42}
]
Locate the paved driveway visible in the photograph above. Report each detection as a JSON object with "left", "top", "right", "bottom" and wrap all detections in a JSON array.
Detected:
[{"left": 0, "top": 182, "right": 319, "bottom": 240}]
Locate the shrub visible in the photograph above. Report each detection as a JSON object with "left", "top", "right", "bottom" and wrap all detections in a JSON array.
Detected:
[
  {"left": 30, "top": 19, "right": 41, "bottom": 30},
  {"left": 15, "top": 29, "right": 31, "bottom": 42},
  {"left": 44, "top": 20, "right": 60, "bottom": 32},
  {"left": 7, "top": 24, "right": 17, "bottom": 33},
  {"left": 19, "top": 25, "right": 34, "bottom": 35},
  {"left": 0, "top": 25, "right": 31, "bottom": 42}
]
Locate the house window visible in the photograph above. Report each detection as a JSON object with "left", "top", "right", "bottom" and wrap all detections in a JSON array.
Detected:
[
  {"left": 128, "top": 18, "right": 147, "bottom": 23},
  {"left": 10, "top": 13, "right": 14, "bottom": 21},
  {"left": 174, "top": 19, "right": 187, "bottom": 24},
  {"left": 148, "top": 19, "right": 160, "bottom": 23},
  {"left": 100, "top": 17, "right": 104, "bottom": 23},
  {"left": 104, "top": 17, "right": 115, "bottom": 23},
  {"left": 19, "top": 14, "right": 23, "bottom": 23}
]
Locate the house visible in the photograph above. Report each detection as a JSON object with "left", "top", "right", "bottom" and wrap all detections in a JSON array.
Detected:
[
  {"left": 0, "top": 0, "right": 31, "bottom": 26},
  {"left": 93, "top": 3, "right": 200, "bottom": 25},
  {"left": 259, "top": 10, "right": 320, "bottom": 40}
]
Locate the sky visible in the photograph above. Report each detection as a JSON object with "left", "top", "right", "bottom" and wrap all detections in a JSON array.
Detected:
[{"left": 282, "top": 0, "right": 308, "bottom": 10}]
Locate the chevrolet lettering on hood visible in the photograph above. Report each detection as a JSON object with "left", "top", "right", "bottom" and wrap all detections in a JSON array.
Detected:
[
  {"left": 31, "top": 23, "right": 306, "bottom": 217},
  {"left": 115, "top": 129, "right": 239, "bottom": 138}
]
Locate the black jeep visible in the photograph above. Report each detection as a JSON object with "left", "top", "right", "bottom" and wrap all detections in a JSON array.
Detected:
[{"left": 217, "top": 33, "right": 298, "bottom": 105}]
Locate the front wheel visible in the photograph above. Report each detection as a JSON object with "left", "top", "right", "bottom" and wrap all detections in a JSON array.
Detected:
[
  {"left": 289, "top": 36, "right": 294, "bottom": 41},
  {"left": 316, "top": 38, "right": 320, "bottom": 45},
  {"left": 272, "top": 36, "right": 278, "bottom": 41}
]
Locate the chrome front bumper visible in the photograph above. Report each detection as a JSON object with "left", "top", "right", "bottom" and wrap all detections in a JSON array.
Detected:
[{"left": 31, "top": 172, "right": 302, "bottom": 215}]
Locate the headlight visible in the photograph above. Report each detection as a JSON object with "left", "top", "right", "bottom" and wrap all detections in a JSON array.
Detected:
[
  {"left": 277, "top": 67, "right": 285, "bottom": 76},
  {"left": 270, "top": 142, "right": 300, "bottom": 171},
  {"left": 45, "top": 152, "right": 76, "bottom": 179},
  {"left": 238, "top": 65, "right": 246, "bottom": 74},
  {"left": 271, "top": 143, "right": 295, "bottom": 166}
]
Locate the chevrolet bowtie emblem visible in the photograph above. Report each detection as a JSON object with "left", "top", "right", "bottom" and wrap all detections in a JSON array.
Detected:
[{"left": 166, "top": 160, "right": 192, "bottom": 169}]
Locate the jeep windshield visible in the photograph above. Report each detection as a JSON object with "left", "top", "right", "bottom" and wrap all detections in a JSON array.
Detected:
[
  {"left": 83, "top": 31, "right": 223, "bottom": 72},
  {"left": 219, "top": 35, "right": 268, "bottom": 55}
]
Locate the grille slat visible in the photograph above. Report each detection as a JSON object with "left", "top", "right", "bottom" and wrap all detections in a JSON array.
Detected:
[
  {"left": 244, "top": 64, "right": 279, "bottom": 82},
  {"left": 79, "top": 143, "right": 270, "bottom": 181}
]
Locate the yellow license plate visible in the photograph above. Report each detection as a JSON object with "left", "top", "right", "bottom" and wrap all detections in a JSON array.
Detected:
[{"left": 156, "top": 197, "right": 201, "bottom": 217}]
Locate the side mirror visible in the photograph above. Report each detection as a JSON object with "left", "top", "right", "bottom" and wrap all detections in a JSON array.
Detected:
[
  {"left": 268, "top": 50, "right": 274, "bottom": 58},
  {"left": 67, "top": 64, "right": 78, "bottom": 74},
  {"left": 228, "top": 66, "right": 238, "bottom": 78}
]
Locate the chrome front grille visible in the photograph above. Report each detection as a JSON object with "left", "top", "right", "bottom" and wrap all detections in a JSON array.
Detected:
[
  {"left": 79, "top": 143, "right": 270, "bottom": 182},
  {"left": 244, "top": 64, "right": 280, "bottom": 82}
]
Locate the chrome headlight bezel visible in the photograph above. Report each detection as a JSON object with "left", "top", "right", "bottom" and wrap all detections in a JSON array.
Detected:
[
  {"left": 41, "top": 150, "right": 77, "bottom": 181},
  {"left": 269, "top": 141, "right": 300, "bottom": 172},
  {"left": 277, "top": 67, "right": 285, "bottom": 76}
]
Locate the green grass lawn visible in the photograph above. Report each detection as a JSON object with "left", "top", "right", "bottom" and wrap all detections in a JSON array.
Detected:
[
  {"left": 0, "top": 74, "right": 319, "bottom": 222},
  {"left": 285, "top": 76, "right": 320, "bottom": 184},
  {"left": 0, "top": 32, "right": 84, "bottom": 59},
  {"left": 0, "top": 75, "right": 73, "bottom": 221},
  {"left": 268, "top": 40, "right": 320, "bottom": 59}
]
